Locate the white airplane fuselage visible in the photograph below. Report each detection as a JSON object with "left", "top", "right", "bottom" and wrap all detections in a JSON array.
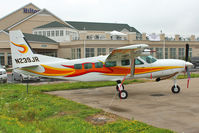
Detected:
[{"left": 19, "top": 54, "right": 186, "bottom": 82}]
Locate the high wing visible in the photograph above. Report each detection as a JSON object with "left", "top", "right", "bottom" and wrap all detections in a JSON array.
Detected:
[{"left": 105, "top": 44, "right": 149, "bottom": 77}]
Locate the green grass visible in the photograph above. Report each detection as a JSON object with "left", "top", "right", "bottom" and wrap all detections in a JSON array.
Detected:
[
  {"left": 0, "top": 81, "right": 173, "bottom": 133},
  {"left": 177, "top": 73, "right": 199, "bottom": 79},
  {"left": 39, "top": 79, "right": 147, "bottom": 92}
]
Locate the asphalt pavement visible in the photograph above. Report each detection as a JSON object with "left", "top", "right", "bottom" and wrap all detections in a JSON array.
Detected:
[{"left": 47, "top": 78, "right": 199, "bottom": 133}]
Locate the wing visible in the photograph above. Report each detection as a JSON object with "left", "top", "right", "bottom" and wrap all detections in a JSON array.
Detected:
[{"left": 105, "top": 44, "right": 149, "bottom": 77}]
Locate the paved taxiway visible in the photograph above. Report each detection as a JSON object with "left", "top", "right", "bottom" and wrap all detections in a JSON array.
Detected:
[{"left": 47, "top": 78, "right": 199, "bottom": 133}]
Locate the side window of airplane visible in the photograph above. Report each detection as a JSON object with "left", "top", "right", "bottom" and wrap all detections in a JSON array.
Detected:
[
  {"left": 95, "top": 62, "right": 103, "bottom": 68},
  {"left": 84, "top": 63, "right": 92, "bottom": 69},
  {"left": 74, "top": 64, "right": 82, "bottom": 69},
  {"left": 121, "top": 59, "right": 130, "bottom": 66},
  {"left": 135, "top": 59, "right": 144, "bottom": 65},
  {"left": 105, "top": 61, "right": 117, "bottom": 67}
]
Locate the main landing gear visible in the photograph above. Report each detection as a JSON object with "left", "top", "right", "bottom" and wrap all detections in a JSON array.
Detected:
[
  {"left": 171, "top": 75, "right": 181, "bottom": 94},
  {"left": 116, "top": 80, "right": 128, "bottom": 99}
]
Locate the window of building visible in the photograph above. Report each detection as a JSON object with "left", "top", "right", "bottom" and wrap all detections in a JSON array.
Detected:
[
  {"left": 178, "top": 48, "right": 185, "bottom": 59},
  {"left": 66, "top": 31, "right": 69, "bottom": 35},
  {"left": 71, "top": 48, "right": 81, "bottom": 59},
  {"left": 74, "top": 64, "right": 82, "bottom": 69},
  {"left": 71, "top": 48, "right": 76, "bottom": 59},
  {"left": 84, "top": 63, "right": 92, "bottom": 69},
  {"left": 60, "top": 30, "right": 64, "bottom": 36},
  {"left": 7, "top": 53, "right": 12, "bottom": 65},
  {"left": 56, "top": 30, "right": 59, "bottom": 36},
  {"left": 43, "top": 31, "right": 46, "bottom": 36},
  {"left": 170, "top": 48, "right": 176, "bottom": 59},
  {"left": 38, "top": 31, "right": 42, "bottom": 35},
  {"left": 165, "top": 48, "right": 168, "bottom": 59},
  {"left": 95, "top": 62, "right": 103, "bottom": 68},
  {"left": 156, "top": 48, "right": 163, "bottom": 59},
  {"left": 189, "top": 48, "right": 192, "bottom": 58},
  {"left": 51, "top": 31, "right": 55, "bottom": 37},
  {"left": 121, "top": 59, "right": 130, "bottom": 66},
  {"left": 86, "top": 48, "right": 95, "bottom": 58},
  {"left": 47, "top": 31, "right": 50, "bottom": 36},
  {"left": 97, "top": 48, "right": 106, "bottom": 56},
  {"left": 34, "top": 31, "right": 37, "bottom": 35},
  {"left": 99, "top": 35, "right": 105, "bottom": 40},
  {"left": 109, "top": 48, "right": 114, "bottom": 53},
  {"left": 86, "top": 35, "right": 94, "bottom": 40},
  {"left": 105, "top": 61, "right": 116, "bottom": 67},
  {"left": 95, "top": 35, "right": 99, "bottom": 40},
  {"left": 0, "top": 53, "right": 5, "bottom": 65},
  {"left": 76, "top": 48, "right": 81, "bottom": 59},
  {"left": 149, "top": 48, "right": 154, "bottom": 56}
]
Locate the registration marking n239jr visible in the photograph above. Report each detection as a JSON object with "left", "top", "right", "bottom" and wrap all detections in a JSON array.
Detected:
[{"left": 15, "top": 57, "right": 40, "bottom": 64}]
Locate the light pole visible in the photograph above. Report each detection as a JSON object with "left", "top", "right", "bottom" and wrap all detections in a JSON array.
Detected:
[{"left": 83, "top": 27, "right": 86, "bottom": 58}]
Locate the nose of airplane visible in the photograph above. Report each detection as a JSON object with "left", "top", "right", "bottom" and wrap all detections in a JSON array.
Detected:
[{"left": 185, "top": 61, "right": 193, "bottom": 67}]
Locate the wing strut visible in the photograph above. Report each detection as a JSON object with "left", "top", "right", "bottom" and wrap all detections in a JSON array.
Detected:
[{"left": 130, "top": 51, "right": 135, "bottom": 77}]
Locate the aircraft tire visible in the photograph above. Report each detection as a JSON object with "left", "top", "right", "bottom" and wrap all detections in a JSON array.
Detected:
[
  {"left": 116, "top": 84, "right": 124, "bottom": 91},
  {"left": 119, "top": 90, "right": 128, "bottom": 99},
  {"left": 171, "top": 85, "right": 180, "bottom": 93}
]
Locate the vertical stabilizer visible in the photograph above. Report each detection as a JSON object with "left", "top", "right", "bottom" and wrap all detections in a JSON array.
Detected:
[{"left": 9, "top": 30, "right": 40, "bottom": 68}]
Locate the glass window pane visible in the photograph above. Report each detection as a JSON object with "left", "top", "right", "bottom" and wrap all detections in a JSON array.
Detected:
[
  {"left": 105, "top": 61, "right": 116, "bottom": 67},
  {"left": 51, "top": 31, "right": 55, "bottom": 37},
  {"left": 155, "top": 48, "right": 163, "bottom": 59},
  {"left": 95, "top": 62, "right": 103, "bottom": 68},
  {"left": 86, "top": 48, "right": 95, "bottom": 58},
  {"left": 135, "top": 59, "right": 144, "bottom": 65},
  {"left": 84, "top": 63, "right": 92, "bottom": 69},
  {"left": 121, "top": 59, "right": 130, "bottom": 66},
  {"left": 74, "top": 64, "right": 82, "bottom": 69},
  {"left": 0, "top": 53, "right": 5, "bottom": 65},
  {"left": 165, "top": 48, "right": 168, "bottom": 59},
  {"left": 170, "top": 48, "right": 176, "bottom": 59}
]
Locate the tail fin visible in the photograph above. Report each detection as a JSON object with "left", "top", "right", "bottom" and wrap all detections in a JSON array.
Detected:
[{"left": 9, "top": 30, "right": 40, "bottom": 68}]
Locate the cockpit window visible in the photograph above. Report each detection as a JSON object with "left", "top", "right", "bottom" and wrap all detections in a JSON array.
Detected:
[
  {"left": 135, "top": 59, "right": 144, "bottom": 65},
  {"left": 140, "top": 55, "right": 157, "bottom": 64}
]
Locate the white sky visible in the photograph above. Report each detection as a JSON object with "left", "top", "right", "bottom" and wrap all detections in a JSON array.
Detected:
[{"left": 1, "top": 0, "right": 199, "bottom": 36}]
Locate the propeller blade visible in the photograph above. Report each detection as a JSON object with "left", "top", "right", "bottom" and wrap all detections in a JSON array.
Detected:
[
  {"left": 185, "top": 44, "right": 189, "bottom": 62},
  {"left": 186, "top": 67, "right": 191, "bottom": 88},
  {"left": 185, "top": 44, "right": 191, "bottom": 88}
]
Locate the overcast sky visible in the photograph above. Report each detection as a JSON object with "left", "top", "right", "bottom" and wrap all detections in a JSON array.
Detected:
[{"left": 1, "top": 0, "right": 199, "bottom": 36}]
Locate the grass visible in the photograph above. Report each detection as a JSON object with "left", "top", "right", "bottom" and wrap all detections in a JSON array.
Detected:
[
  {"left": 0, "top": 80, "right": 174, "bottom": 133},
  {"left": 38, "top": 79, "right": 147, "bottom": 92},
  {"left": 177, "top": 73, "right": 199, "bottom": 79}
]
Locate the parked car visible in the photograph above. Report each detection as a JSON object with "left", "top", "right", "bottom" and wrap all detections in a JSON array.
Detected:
[
  {"left": 12, "top": 69, "right": 40, "bottom": 81},
  {"left": 0, "top": 67, "right": 7, "bottom": 83},
  {"left": 190, "top": 56, "right": 199, "bottom": 68}
]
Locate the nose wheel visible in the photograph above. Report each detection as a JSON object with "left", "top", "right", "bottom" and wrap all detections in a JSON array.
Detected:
[
  {"left": 171, "top": 75, "right": 181, "bottom": 94},
  {"left": 119, "top": 90, "right": 128, "bottom": 99},
  {"left": 116, "top": 80, "right": 128, "bottom": 99},
  {"left": 171, "top": 85, "right": 180, "bottom": 93}
]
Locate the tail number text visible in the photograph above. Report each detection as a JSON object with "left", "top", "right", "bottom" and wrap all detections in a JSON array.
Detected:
[{"left": 15, "top": 57, "right": 40, "bottom": 64}]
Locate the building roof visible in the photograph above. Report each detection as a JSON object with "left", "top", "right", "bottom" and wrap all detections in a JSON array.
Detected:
[
  {"left": 23, "top": 33, "right": 58, "bottom": 44},
  {"left": 6, "top": 8, "right": 74, "bottom": 31},
  {"left": 66, "top": 21, "right": 140, "bottom": 33},
  {"left": 34, "top": 21, "right": 72, "bottom": 29},
  {"left": 0, "top": 3, "right": 40, "bottom": 23}
]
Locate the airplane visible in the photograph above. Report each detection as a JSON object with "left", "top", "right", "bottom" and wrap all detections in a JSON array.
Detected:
[{"left": 9, "top": 30, "right": 193, "bottom": 99}]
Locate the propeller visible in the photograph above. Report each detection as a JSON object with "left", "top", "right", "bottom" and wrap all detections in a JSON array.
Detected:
[{"left": 185, "top": 44, "right": 191, "bottom": 88}]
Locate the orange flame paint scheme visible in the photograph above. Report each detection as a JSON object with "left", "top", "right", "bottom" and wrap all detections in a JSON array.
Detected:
[
  {"left": 23, "top": 63, "right": 183, "bottom": 77},
  {"left": 11, "top": 41, "right": 28, "bottom": 54}
]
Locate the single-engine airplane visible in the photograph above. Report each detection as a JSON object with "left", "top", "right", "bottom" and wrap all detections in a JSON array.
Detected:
[{"left": 9, "top": 30, "right": 193, "bottom": 99}]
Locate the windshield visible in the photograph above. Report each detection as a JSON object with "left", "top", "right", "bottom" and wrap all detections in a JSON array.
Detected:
[{"left": 140, "top": 55, "right": 157, "bottom": 64}]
